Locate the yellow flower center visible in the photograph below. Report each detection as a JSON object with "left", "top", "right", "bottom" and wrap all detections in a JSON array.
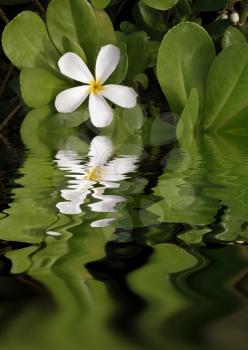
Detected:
[
  {"left": 89, "top": 80, "right": 104, "bottom": 94},
  {"left": 84, "top": 167, "right": 102, "bottom": 181}
]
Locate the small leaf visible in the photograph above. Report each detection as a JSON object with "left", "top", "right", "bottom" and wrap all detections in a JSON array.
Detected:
[
  {"left": 122, "top": 31, "right": 150, "bottom": 78},
  {"left": 141, "top": 0, "right": 179, "bottom": 10},
  {"left": 133, "top": 2, "right": 167, "bottom": 40},
  {"left": 157, "top": 22, "right": 215, "bottom": 115},
  {"left": 20, "top": 68, "right": 70, "bottom": 108},
  {"left": 222, "top": 26, "right": 247, "bottom": 49},
  {"left": 2, "top": 11, "right": 59, "bottom": 71}
]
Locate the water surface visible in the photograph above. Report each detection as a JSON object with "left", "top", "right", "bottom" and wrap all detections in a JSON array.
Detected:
[{"left": 0, "top": 126, "right": 247, "bottom": 350}]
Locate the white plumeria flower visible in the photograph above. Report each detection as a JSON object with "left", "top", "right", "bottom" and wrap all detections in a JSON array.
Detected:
[
  {"left": 55, "top": 45, "right": 138, "bottom": 128},
  {"left": 55, "top": 136, "right": 138, "bottom": 215}
]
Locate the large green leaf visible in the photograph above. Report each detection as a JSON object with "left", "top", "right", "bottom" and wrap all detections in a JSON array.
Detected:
[
  {"left": 141, "top": 0, "right": 179, "bottom": 10},
  {"left": 94, "top": 9, "right": 117, "bottom": 47},
  {"left": 2, "top": 11, "right": 59, "bottom": 71},
  {"left": 20, "top": 68, "right": 70, "bottom": 108},
  {"left": 176, "top": 88, "right": 199, "bottom": 147},
  {"left": 46, "top": 0, "right": 98, "bottom": 65},
  {"left": 157, "top": 22, "right": 215, "bottom": 115},
  {"left": 203, "top": 43, "right": 248, "bottom": 130}
]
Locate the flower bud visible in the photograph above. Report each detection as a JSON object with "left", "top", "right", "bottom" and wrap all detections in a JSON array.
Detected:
[
  {"left": 230, "top": 12, "right": 239, "bottom": 25},
  {"left": 220, "top": 13, "right": 228, "bottom": 20}
]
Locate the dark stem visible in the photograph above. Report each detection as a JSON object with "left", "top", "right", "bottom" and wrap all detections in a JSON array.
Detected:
[
  {"left": 0, "top": 6, "right": 9, "bottom": 24},
  {"left": 0, "top": 104, "right": 22, "bottom": 131},
  {"left": 240, "top": 0, "right": 248, "bottom": 25},
  {"left": 31, "top": 0, "right": 46, "bottom": 16},
  {"left": 0, "top": 64, "right": 14, "bottom": 98}
]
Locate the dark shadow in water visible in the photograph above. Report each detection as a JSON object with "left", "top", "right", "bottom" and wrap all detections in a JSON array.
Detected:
[
  {"left": 86, "top": 240, "right": 153, "bottom": 344},
  {"left": 167, "top": 245, "right": 248, "bottom": 350}
]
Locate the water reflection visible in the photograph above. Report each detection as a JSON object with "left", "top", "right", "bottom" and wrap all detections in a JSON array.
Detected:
[
  {"left": 0, "top": 120, "right": 247, "bottom": 350},
  {"left": 55, "top": 136, "right": 138, "bottom": 225}
]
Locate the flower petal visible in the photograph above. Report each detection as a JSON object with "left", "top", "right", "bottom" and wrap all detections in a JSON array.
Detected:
[
  {"left": 55, "top": 86, "right": 90, "bottom": 113},
  {"left": 102, "top": 156, "right": 138, "bottom": 182},
  {"left": 95, "top": 45, "right": 120, "bottom": 83},
  {"left": 102, "top": 84, "right": 138, "bottom": 108},
  {"left": 91, "top": 218, "right": 115, "bottom": 228},
  {"left": 88, "top": 136, "right": 113, "bottom": 166},
  {"left": 89, "top": 194, "right": 125, "bottom": 212},
  {"left": 89, "top": 93, "right": 113, "bottom": 128},
  {"left": 58, "top": 52, "right": 94, "bottom": 83}
]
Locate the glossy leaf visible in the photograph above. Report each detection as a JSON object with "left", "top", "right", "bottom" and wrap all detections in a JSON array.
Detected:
[
  {"left": 204, "top": 43, "right": 248, "bottom": 130},
  {"left": 106, "top": 41, "right": 128, "bottom": 84},
  {"left": 141, "top": 0, "right": 179, "bottom": 10},
  {"left": 94, "top": 9, "right": 117, "bottom": 47},
  {"left": 20, "top": 68, "right": 70, "bottom": 108},
  {"left": 2, "top": 11, "right": 59, "bottom": 71},
  {"left": 42, "top": 105, "right": 90, "bottom": 130},
  {"left": 90, "top": 0, "right": 111, "bottom": 9},
  {"left": 46, "top": 0, "right": 98, "bottom": 64},
  {"left": 133, "top": 2, "right": 167, "bottom": 40},
  {"left": 176, "top": 88, "right": 199, "bottom": 147},
  {"left": 222, "top": 26, "right": 247, "bottom": 49},
  {"left": 122, "top": 31, "right": 150, "bottom": 78},
  {"left": 157, "top": 22, "right": 215, "bottom": 115}
]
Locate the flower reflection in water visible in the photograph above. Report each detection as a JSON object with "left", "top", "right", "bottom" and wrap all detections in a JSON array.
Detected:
[{"left": 55, "top": 136, "right": 138, "bottom": 227}]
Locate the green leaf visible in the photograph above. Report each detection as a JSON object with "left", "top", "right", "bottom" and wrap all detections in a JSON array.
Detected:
[
  {"left": 120, "top": 21, "right": 138, "bottom": 34},
  {"left": 204, "top": 43, "right": 248, "bottom": 130},
  {"left": 222, "top": 26, "right": 247, "bottom": 49},
  {"left": 102, "top": 105, "right": 144, "bottom": 149},
  {"left": 193, "top": 0, "right": 228, "bottom": 12},
  {"left": 90, "top": 0, "right": 111, "bottom": 9},
  {"left": 46, "top": 0, "right": 98, "bottom": 65},
  {"left": 176, "top": 88, "right": 199, "bottom": 146},
  {"left": 42, "top": 105, "right": 89, "bottom": 130},
  {"left": 20, "top": 68, "right": 70, "bottom": 108},
  {"left": 20, "top": 105, "right": 55, "bottom": 150},
  {"left": 94, "top": 9, "right": 117, "bottom": 47},
  {"left": 145, "top": 117, "right": 176, "bottom": 146},
  {"left": 157, "top": 22, "right": 215, "bottom": 115},
  {"left": 133, "top": 2, "right": 167, "bottom": 40},
  {"left": 106, "top": 41, "right": 128, "bottom": 84},
  {"left": 122, "top": 31, "right": 150, "bottom": 78},
  {"left": 141, "top": 0, "right": 179, "bottom": 10},
  {"left": 2, "top": 11, "right": 59, "bottom": 71}
]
